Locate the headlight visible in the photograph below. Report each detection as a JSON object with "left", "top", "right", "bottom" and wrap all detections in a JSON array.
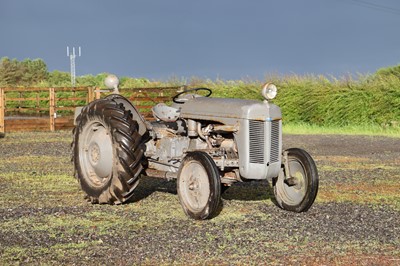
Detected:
[
  {"left": 105, "top": 74, "right": 120, "bottom": 90},
  {"left": 261, "top": 83, "right": 277, "bottom": 100}
]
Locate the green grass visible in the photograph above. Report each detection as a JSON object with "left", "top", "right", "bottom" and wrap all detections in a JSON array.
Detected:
[
  {"left": 0, "top": 131, "right": 72, "bottom": 144},
  {"left": 0, "top": 173, "right": 82, "bottom": 208},
  {"left": 283, "top": 122, "right": 400, "bottom": 137},
  {"left": 1, "top": 130, "right": 399, "bottom": 265}
]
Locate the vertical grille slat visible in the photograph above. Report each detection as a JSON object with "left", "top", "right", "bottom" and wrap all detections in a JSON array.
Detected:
[
  {"left": 270, "top": 120, "right": 280, "bottom": 163},
  {"left": 249, "top": 120, "right": 265, "bottom": 164}
]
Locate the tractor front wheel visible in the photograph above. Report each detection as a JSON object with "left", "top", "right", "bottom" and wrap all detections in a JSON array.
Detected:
[
  {"left": 177, "top": 152, "right": 221, "bottom": 220},
  {"left": 273, "top": 148, "right": 319, "bottom": 212}
]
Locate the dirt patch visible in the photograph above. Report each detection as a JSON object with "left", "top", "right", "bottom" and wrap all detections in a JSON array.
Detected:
[{"left": 0, "top": 131, "right": 399, "bottom": 265}]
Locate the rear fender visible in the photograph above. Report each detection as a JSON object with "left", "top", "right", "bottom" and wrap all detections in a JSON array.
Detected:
[
  {"left": 105, "top": 94, "right": 148, "bottom": 136},
  {"left": 74, "top": 94, "right": 148, "bottom": 136}
]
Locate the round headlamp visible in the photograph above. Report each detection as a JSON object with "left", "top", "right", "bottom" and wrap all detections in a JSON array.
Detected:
[
  {"left": 261, "top": 83, "right": 278, "bottom": 100},
  {"left": 105, "top": 74, "right": 120, "bottom": 90}
]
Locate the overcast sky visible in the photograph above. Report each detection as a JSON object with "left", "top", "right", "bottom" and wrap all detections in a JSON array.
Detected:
[{"left": 1, "top": 0, "right": 400, "bottom": 80}]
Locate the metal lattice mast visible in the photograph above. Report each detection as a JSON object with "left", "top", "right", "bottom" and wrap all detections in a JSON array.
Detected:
[{"left": 67, "top": 46, "right": 81, "bottom": 87}]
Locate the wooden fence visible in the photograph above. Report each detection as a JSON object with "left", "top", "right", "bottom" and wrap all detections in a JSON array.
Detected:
[{"left": 0, "top": 86, "right": 181, "bottom": 133}]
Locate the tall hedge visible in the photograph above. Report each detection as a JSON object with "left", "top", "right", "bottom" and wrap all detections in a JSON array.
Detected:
[
  {"left": 1, "top": 57, "right": 399, "bottom": 127},
  {"left": 191, "top": 73, "right": 400, "bottom": 128},
  {"left": 274, "top": 75, "right": 400, "bottom": 127}
]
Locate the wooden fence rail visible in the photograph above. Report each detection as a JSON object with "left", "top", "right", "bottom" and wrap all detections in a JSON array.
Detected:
[{"left": 0, "top": 86, "right": 181, "bottom": 134}]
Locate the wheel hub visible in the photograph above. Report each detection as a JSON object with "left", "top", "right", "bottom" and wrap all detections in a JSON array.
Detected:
[
  {"left": 180, "top": 162, "right": 210, "bottom": 212},
  {"left": 189, "top": 180, "right": 200, "bottom": 191},
  {"left": 293, "top": 172, "right": 305, "bottom": 190},
  {"left": 90, "top": 143, "right": 101, "bottom": 164},
  {"left": 278, "top": 160, "right": 307, "bottom": 205},
  {"left": 284, "top": 173, "right": 305, "bottom": 189},
  {"left": 80, "top": 122, "right": 114, "bottom": 187}
]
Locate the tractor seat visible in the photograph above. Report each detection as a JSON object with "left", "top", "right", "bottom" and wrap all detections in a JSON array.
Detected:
[{"left": 152, "top": 103, "right": 180, "bottom": 122}]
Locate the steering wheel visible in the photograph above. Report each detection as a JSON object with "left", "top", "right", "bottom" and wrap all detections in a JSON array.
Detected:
[{"left": 172, "top": 88, "right": 212, "bottom": 104}]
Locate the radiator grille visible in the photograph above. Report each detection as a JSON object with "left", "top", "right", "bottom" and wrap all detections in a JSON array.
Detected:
[
  {"left": 249, "top": 120, "right": 265, "bottom": 164},
  {"left": 270, "top": 120, "right": 280, "bottom": 163}
]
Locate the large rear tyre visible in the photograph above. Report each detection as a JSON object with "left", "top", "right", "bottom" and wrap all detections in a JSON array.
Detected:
[
  {"left": 177, "top": 152, "right": 221, "bottom": 220},
  {"left": 273, "top": 148, "right": 319, "bottom": 212},
  {"left": 72, "top": 98, "right": 144, "bottom": 204}
]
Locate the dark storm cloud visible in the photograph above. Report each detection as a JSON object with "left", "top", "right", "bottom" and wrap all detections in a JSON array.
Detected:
[{"left": 1, "top": 0, "right": 400, "bottom": 80}]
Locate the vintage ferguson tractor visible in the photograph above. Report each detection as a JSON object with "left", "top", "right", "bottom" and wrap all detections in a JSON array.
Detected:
[{"left": 72, "top": 75, "right": 319, "bottom": 220}]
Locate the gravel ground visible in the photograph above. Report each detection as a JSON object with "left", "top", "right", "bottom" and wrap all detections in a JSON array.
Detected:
[{"left": 0, "top": 132, "right": 399, "bottom": 265}]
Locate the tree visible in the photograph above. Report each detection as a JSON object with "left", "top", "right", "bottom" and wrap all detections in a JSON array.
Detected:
[
  {"left": 0, "top": 57, "right": 22, "bottom": 86},
  {"left": 0, "top": 57, "right": 49, "bottom": 86},
  {"left": 47, "top": 70, "right": 71, "bottom": 86},
  {"left": 22, "top": 58, "right": 48, "bottom": 85}
]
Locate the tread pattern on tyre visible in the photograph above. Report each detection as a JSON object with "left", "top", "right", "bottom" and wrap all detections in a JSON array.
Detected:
[{"left": 72, "top": 98, "right": 144, "bottom": 204}]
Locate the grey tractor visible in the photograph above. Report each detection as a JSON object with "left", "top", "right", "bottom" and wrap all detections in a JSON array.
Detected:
[{"left": 72, "top": 75, "right": 319, "bottom": 220}]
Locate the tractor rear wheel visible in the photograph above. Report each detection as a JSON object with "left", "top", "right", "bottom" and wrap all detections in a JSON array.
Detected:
[{"left": 72, "top": 98, "right": 144, "bottom": 204}]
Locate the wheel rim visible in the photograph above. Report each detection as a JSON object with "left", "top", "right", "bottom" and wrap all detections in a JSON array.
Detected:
[
  {"left": 79, "top": 121, "right": 114, "bottom": 187},
  {"left": 278, "top": 159, "right": 307, "bottom": 206},
  {"left": 179, "top": 161, "right": 210, "bottom": 212}
]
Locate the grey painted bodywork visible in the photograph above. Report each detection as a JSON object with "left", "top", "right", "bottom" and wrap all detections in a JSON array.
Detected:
[
  {"left": 180, "top": 97, "right": 282, "bottom": 180},
  {"left": 76, "top": 94, "right": 283, "bottom": 181},
  {"left": 180, "top": 97, "right": 282, "bottom": 123}
]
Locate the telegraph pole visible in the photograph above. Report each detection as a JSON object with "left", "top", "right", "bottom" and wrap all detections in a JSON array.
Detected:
[{"left": 67, "top": 46, "right": 81, "bottom": 86}]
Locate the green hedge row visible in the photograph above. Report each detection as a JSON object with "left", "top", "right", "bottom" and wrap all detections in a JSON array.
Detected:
[
  {"left": 191, "top": 74, "right": 400, "bottom": 127},
  {"left": 3, "top": 58, "right": 400, "bottom": 127},
  {"left": 276, "top": 75, "right": 400, "bottom": 127}
]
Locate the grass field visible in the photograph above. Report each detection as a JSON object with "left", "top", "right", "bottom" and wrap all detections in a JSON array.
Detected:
[
  {"left": 0, "top": 131, "right": 399, "bottom": 265},
  {"left": 282, "top": 123, "right": 400, "bottom": 138}
]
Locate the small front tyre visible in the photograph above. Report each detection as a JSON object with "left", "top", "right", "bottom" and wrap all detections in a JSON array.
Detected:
[
  {"left": 177, "top": 152, "right": 221, "bottom": 220},
  {"left": 273, "top": 148, "right": 319, "bottom": 212}
]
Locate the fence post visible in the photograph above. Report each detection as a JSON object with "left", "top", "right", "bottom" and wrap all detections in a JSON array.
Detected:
[
  {"left": 95, "top": 87, "right": 101, "bottom": 100},
  {"left": 87, "top": 87, "right": 93, "bottom": 103},
  {"left": 36, "top": 92, "right": 40, "bottom": 115},
  {"left": 0, "top": 88, "right": 5, "bottom": 135},
  {"left": 49, "top": 88, "right": 55, "bottom": 131}
]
